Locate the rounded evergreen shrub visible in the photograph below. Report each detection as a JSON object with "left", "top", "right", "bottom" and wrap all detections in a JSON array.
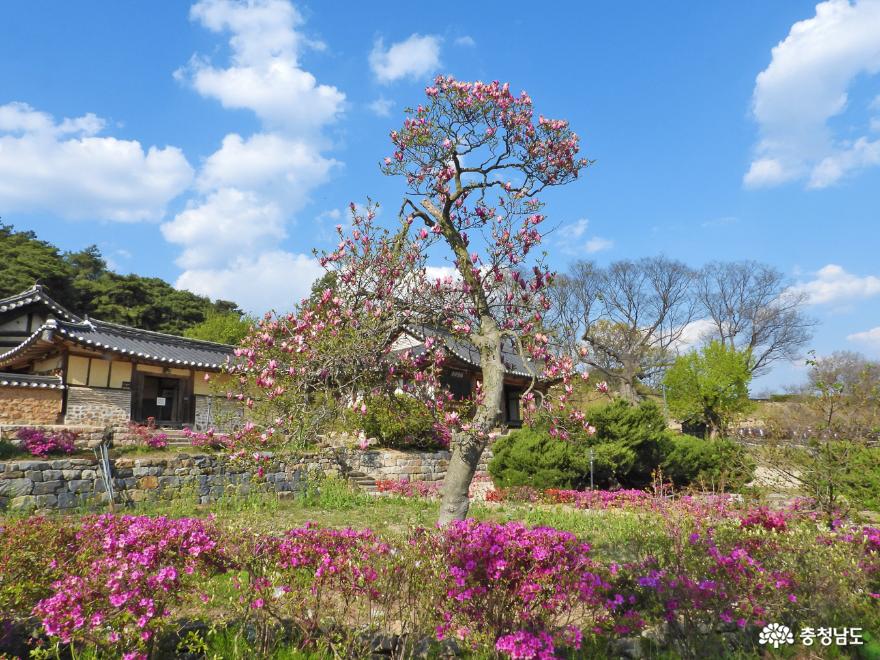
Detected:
[
  {"left": 490, "top": 425, "right": 595, "bottom": 490},
  {"left": 661, "top": 434, "right": 755, "bottom": 490}
]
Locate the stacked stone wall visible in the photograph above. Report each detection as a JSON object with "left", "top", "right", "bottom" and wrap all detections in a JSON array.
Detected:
[
  {"left": 0, "top": 387, "right": 62, "bottom": 424},
  {"left": 194, "top": 395, "right": 243, "bottom": 432},
  {"left": 64, "top": 386, "right": 131, "bottom": 426},
  {"left": 0, "top": 445, "right": 494, "bottom": 512}
]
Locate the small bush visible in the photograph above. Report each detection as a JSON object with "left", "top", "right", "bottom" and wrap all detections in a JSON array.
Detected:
[
  {"left": 128, "top": 417, "right": 168, "bottom": 449},
  {"left": 14, "top": 427, "right": 77, "bottom": 458},
  {"left": 358, "top": 394, "right": 441, "bottom": 449},
  {"left": 490, "top": 425, "right": 602, "bottom": 490},
  {"left": 661, "top": 434, "right": 754, "bottom": 490}
]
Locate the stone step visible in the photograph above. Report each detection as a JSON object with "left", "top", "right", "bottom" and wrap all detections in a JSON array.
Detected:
[{"left": 348, "top": 471, "right": 378, "bottom": 493}]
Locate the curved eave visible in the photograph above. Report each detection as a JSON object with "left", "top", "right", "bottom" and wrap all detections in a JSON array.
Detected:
[
  {"left": 55, "top": 326, "right": 227, "bottom": 371},
  {"left": 402, "top": 324, "right": 539, "bottom": 379},
  {"left": 0, "top": 375, "right": 65, "bottom": 390},
  {"left": 0, "top": 325, "right": 51, "bottom": 367},
  {"left": 0, "top": 287, "right": 80, "bottom": 322}
]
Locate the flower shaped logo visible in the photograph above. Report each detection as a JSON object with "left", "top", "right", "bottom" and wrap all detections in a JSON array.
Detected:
[{"left": 759, "top": 623, "right": 794, "bottom": 648}]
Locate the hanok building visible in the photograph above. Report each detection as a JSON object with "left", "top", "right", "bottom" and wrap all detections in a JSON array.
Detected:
[
  {"left": 392, "top": 325, "right": 543, "bottom": 428},
  {"left": 0, "top": 286, "right": 235, "bottom": 429}
]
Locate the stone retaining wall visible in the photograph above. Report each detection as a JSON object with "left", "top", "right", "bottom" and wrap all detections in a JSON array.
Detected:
[
  {"left": 0, "top": 387, "right": 62, "bottom": 424},
  {"left": 0, "top": 446, "right": 494, "bottom": 512}
]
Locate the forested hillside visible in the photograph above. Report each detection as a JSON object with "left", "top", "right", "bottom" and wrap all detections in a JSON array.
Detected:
[{"left": 0, "top": 224, "right": 242, "bottom": 336}]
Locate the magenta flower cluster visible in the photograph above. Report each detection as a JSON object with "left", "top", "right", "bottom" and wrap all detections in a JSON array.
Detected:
[
  {"left": 182, "top": 427, "right": 232, "bottom": 450},
  {"left": 375, "top": 478, "right": 442, "bottom": 498},
  {"left": 33, "top": 515, "right": 224, "bottom": 654},
  {"left": 14, "top": 427, "right": 77, "bottom": 457},
  {"left": 127, "top": 418, "right": 168, "bottom": 450},
  {"left": 434, "top": 519, "right": 604, "bottom": 653}
]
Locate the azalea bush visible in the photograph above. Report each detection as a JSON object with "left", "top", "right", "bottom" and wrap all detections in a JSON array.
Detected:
[
  {"left": 33, "top": 515, "right": 226, "bottom": 658},
  {"left": 127, "top": 418, "right": 168, "bottom": 450},
  {"left": 14, "top": 427, "right": 77, "bottom": 457},
  {"left": 375, "top": 477, "right": 442, "bottom": 498},
  {"left": 432, "top": 519, "right": 608, "bottom": 654},
  {"left": 13, "top": 428, "right": 73, "bottom": 458},
  {"left": 183, "top": 427, "right": 232, "bottom": 450},
  {"left": 0, "top": 516, "right": 79, "bottom": 622}
]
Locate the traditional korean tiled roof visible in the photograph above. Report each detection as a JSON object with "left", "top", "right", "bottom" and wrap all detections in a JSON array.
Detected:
[
  {"left": 0, "top": 372, "right": 65, "bottom": 389},
  {"left": 0, "top": 287, "right": 235, "bottom": 370},
  {"left": 52, "top": 318, "right": 234, "bottom": 369},
  {"left": 402, "top": 324, "right": 540, "bottom": 379},
  {"left": 0, "top": 285, "right": 79, "bottom": 321}
]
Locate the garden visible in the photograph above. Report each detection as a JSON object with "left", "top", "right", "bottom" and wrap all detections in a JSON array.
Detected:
[{"left": 2, "top": 76, "right": 879, "bottom": 660}]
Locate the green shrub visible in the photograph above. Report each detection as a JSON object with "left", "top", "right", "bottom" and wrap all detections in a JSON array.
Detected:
[
  {"left": 661, "top": 434, "right": 754, "bottom": 490},
  {"left": 490, "top": 399, "right": 675, "bottom": 490},
  {"left": 586, "top": 399, "right": 672, "bottom": 486},
  {"left": 489, "top": 425, "right": 594, "bottom": 490},
  {"left": 359, "top": 394, "right": 440, "bottom": 450}
]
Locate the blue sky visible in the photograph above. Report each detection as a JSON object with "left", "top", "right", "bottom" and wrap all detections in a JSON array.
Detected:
[{"left": 1, "top": 0, "right": 879, "bottom": 392}]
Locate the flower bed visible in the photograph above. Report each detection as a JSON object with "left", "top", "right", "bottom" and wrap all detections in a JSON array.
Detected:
[{"left": 1, "top": 510, "right": 878, "bottom": 658}]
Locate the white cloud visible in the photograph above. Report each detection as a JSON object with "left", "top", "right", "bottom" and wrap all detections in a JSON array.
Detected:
[
  {"left": 791, "top": 263, "right": 880, "bottom": 304},
  {"left": 848, "top": 326, "right": 880, "bottom": 349},
  {"left": 167, "top": 0, "right": 343, "bottom": 312},
  {"left": 179, "top": 0, "right": 344, "bottom": 133},
  {"left": 744, "top": 158, "right": 794, "bottom": 188},
  {"left": 745, "top": 0, "right": 880, "bottom": 189},
  {"left": 454, "top": 35, "right": 476, "bottom": 47},
  {"left": 176, "top": 250, "right": 323, "bottom": 314},
  {"left": 701, "top": 216, "right": 739, "bottom": 228},
  {"left": 585, "top": 237, "right": 614, "bottom": 253},
  {"left": 0, "top": 102, "right": 192, "bottom": 221},
  {"left": 672, "top": 318, "right": 717, "bottom": 353},
  {"left": 369, "top": 34, "right": 441, "bottom": 84},
  {"left": 555, "top": 218, "right": 614, "bottom": 255},
  {"left": 557, "top": 218, "right": 589, "bottom": 240},
  {"left": 809, "top": 136, "right": 880, "bottom": 187},
  {"left": 162, "top": 188, "right": 286, "bottom": 269},
  {"left": 425, "top": 265, "right": 460, "bottom": 281},
  {"left": 368, "top": 97, "right": 394, "bottom": 117},
  {"left": 195, "top": 132, "right": 338, "bottom": 207}
]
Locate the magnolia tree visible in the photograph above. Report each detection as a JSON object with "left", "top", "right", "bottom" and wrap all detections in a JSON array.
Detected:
[{"left": 227, "top": 77, "right": 595, "bottom": 523}]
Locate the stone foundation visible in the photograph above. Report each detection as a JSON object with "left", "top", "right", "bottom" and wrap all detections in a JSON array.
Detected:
[
  {"left": 0, "top": 387, "right": 63, "bottom": 424},
  {"left": 0, "top": 446, "right": 494, "bottom": 512},
  {"left": 64, "top": 386, "right": 131, "bottom": 426}
]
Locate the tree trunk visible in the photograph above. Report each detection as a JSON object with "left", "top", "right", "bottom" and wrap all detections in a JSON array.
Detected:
[
  {"left": 619, "top": 360, "right": 640, "bottom": 403},
  {"left": 438, "top": 317, "right": 505, "bottom": 525}
]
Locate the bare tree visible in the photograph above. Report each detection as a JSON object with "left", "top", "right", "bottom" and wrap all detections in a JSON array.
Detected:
[
  {"left": 695, "top": 261, "right": 814, "bottom": 376},
  {"left": 549, "top": 257, "right": 698, "bottom": 402}
]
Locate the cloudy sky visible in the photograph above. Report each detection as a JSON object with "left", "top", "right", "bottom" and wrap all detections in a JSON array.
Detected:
[{"left": 1, "top": 0, "right": 879, "bottom": 392}]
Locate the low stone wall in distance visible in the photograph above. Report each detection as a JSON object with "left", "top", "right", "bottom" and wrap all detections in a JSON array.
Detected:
[{"left": 0, "top": 446, "right": 494, "bottom": 512}]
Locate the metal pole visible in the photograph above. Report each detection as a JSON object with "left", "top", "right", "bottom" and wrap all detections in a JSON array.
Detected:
[{"left": 589, "top": 447, "right": 594, "bottom": 490}]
